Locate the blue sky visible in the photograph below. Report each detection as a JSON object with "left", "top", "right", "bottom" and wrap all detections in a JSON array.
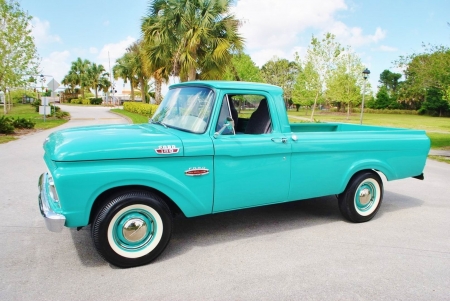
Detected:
[{"left": 19, "top": 0, "right": 450, "bottom": 93}]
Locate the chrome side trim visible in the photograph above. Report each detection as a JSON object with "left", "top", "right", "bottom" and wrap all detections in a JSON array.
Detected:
[{"left": 38, "top": 173, "right": 66, "bottom": 232}]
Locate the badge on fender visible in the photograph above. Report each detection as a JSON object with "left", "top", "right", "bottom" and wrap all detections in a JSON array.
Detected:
[
  {"left": 185, "top": 167, "right": 209, "bottom": 176},
  {"left": 155, "top": 145, "right": 180, "bottom": 154}
]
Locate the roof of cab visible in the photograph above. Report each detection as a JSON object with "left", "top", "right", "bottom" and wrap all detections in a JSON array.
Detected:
[{"left": 170, "top": 80, "right": 283, "bottom": 94}]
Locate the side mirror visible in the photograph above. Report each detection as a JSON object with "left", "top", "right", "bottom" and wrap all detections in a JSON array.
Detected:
[{"left": 214, "top": 116, "right": 235, "bottom": 138}]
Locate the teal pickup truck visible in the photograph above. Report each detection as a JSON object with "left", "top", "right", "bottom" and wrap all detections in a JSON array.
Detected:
[{"left": 39, "top": 81, "right": 430, "bottom": 268}]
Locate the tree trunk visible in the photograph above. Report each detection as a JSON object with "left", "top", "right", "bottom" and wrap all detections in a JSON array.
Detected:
[
  {"left": 231, "top": 65, "right": 241, "bottom": 81},
  {"left": 140, "top": 79, "right": 146, "bottom": 103},
  {"left": 155, "top": 78, "right": 162, "bottom": 105},
  {"left": 94, "top": 82, "right": 98, "bottom": 99},
  {"left": 130, "top": 79, "right": 135, "bottom": 101},
  {"left": 310, "top": 91, "right": 319, "bottom": 121},
  {"left": 8, "top": 90, "right": 12, "bottom": 112},
  {"left": 188, "top": 67, "right": 196, "bottom": 81}
]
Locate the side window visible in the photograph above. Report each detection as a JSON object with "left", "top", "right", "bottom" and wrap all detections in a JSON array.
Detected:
[{"left": 230, "top": 95, "right": 272, "bottom": 134}]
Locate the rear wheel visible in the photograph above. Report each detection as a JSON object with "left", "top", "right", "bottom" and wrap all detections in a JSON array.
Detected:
[
  {"left": 338, "top": 171, "right": 383, "bottom": 223},
  {"left": 92, "top": 191, "right": 172, "bottom": 268}
]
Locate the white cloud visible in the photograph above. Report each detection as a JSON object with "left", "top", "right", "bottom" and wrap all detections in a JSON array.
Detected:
[
  {"left": 232, "top": 0, "right": 347, "bottom": 51},
  {"left": 97, "top": 36, "right": 136, "bottom": 68},
  {"left": 30, "top": 17, "right": 61, "bottom": 47},
  {"left": 378, "top": 45, "right": 398, "bottom": 52},
  {"left": 329, "top": 22, "right": 386, "bottom": 47},
  {"left": 232, "top": 0, "right": 386, "bottom": 67},
  {"left": 39, "top": 51, "right": 71, "bottom": 83},
  {"left": 89, "top": 47, "right": 99, "bottom": 54}
]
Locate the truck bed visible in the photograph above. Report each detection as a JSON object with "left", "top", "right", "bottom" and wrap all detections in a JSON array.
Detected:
[{"left": 290, "top": 122, "right": 420, "bottom": 133}]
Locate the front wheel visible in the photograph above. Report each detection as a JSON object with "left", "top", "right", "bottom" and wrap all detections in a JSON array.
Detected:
[
  {"left": 92, "top": 191, "right": 172, "bottom": 268},
  {"left": 338, "top": 171, "right": 383, "bottom": 223}
]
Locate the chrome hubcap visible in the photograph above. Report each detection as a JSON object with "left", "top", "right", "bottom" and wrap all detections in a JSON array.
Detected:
[
  {"left": 359, "top": 188, "right": 371, "bottom": 205},
  {"left": 122, "top": 218, "right": 148, "bottom": 242}
]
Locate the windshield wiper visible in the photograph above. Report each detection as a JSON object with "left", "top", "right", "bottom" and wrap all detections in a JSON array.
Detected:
[{"left": 150, "top": 119, "right": 168, "bottom": 128}]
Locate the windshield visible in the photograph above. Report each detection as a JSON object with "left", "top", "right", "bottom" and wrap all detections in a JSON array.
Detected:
[{"left": 151, "top": 86, "right": 215, "bottom": 133}]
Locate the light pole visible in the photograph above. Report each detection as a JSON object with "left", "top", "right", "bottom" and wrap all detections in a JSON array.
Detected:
[{"left": 360, "top": 68, "right": 370, "bottom": 125}]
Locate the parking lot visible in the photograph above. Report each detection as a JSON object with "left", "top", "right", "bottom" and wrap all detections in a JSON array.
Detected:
[{"left": 0, "top": 105, "right": 449, "bottom": 300}]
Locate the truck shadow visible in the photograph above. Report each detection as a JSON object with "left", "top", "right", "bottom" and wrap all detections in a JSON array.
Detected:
[
  {"left": 158, "top": 191, "right": 423, "bottom": 262},
  {"left": 69, "top": 191, "right": 422, "bottom": 267}
]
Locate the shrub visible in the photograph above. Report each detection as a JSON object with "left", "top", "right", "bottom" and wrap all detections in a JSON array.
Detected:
[
  {"left": 123, "top": 102, "right": 159, "bottom": 116},
  {"left": 70, "top": 98, "right": 82, "bottom": 104},
  {"left": 90, "top": 98, "right": 103, "bottom": 105},
  {"left": 66, "top": 97, "right": 79, "bottom": 103},
  {"left": 81, "top": 99, "right": 90, "bottom": 105},
  {"left": 31, "top": 99, "right": 41, "bottom": 112},
  {"left": 0, "top": 116, "right": 15, "bottom": 134},
  {"left": 12, "top": 117, "right": 35, "bottom": 129},
  {"left": 55, "top": 111, "right": 70, "bottom": 119}
]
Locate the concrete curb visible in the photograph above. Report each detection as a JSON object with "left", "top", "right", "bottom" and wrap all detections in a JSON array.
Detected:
[
  {"left": 429, "top": 150, "right": 450, "bottom": 157},
  {"left": 109, "top": 110, "right": 132, "bottom": 124}
]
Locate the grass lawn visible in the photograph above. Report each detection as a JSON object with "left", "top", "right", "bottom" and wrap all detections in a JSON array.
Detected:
[
  {"left": 110, "top": 109, "right": 150, "bottom": 124},
  {"left": 0, "top": 103, "right": 68, "bottom": 144}
]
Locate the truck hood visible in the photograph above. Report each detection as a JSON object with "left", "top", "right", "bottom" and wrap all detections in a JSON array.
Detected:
[{"left": 44, "top": 124, "right": 183, "bottom": 161}]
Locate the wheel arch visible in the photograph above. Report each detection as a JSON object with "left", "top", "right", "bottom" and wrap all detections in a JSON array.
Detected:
[
  {"left": 341, "top": 169, "right": 384, "bottom": 195},
  {"left": 339, "top": 161, "right": 392, "bottom": 194},
  {"left": 89, "top": 185, "right": 184, "bottom": 225}
]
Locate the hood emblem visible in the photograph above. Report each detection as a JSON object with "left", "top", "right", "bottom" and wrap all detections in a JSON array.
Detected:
[
  {"left": 155, "top": 145, "right": 180, "bottom": 154},
  {"left": 185, "top": 167, "right": 209, "bottom": 176}
]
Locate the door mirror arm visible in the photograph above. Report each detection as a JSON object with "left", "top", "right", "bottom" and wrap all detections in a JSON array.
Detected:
[{"left": 214, "top": 117, "right": 235, "bottom": 138}]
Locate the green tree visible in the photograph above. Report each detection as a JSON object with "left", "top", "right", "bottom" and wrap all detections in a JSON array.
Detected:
[
  {"left": 325, "top": 49, "right": 366, "bottom": 118},
  {"left": 292, "top": 60, "right": 319, "bottom": 114},
  {"left": 142, "top": 0, "right": 244, "bottom": 82},
  {"left": 397, "top": 44, "right": 450, "bottom": 109},
  {"left": 373, "top": 86, "right": 391, "bottom": 109},
  {"left": 420, "top": 87, "right": 449, "bottom": 116},
  {"left": 61, "top": 72, "right": 78, "bottom": 94},
  {"left": 0, "top": 0, "right": 39, "bottom": 114},
  {"left": 113, "top": 53, "right": 138, "bottom": 101},
  {"left": 305, "top": 33, "right": 343, "bottom": 120},
  {"left": 222, "top": 52, "right": 262, "bottom": 82},
  {"left": 379, "top": 69, "right": 402, "bottom": 94},
  {"left": 326, "top": 66, "right": 361, "bottom": 118},
  {"left": 87, "top": 63, "right": 110, "bottom": 99},
  {"left": 67, "top": 58, "right": 91, "bottom": 99},
  {"left": 261, "top": 56, "right": 300, "bottom": 107}
]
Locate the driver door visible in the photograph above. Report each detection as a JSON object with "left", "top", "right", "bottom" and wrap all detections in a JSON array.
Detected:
[{"left": 212, "top": 92, "right": 291, "bottom": 212}]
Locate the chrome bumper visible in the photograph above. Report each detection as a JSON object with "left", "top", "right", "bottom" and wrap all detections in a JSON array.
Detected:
[{"left": 38, "top": 173, "right": 66, "bottom": 232}]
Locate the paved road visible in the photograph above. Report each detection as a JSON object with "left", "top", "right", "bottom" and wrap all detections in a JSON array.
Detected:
[{"left": 1, "top": 105, "right": 449, "bottom": 300}]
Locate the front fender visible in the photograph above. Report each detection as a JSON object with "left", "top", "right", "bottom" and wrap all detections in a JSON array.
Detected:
[{"left": 54, "top": 157, "right": 213, "bottom": 227}]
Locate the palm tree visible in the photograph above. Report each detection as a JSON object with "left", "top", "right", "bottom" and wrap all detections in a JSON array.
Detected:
[
  {"left": 87, "top": 63, "right": 110, "bottom": 98},
  {"left": 139, "top": 29, "right": 171, "bottom": 104},
  {"left": 70, "top": 58, "right": 91, "bottom": 98},
  {"left": 61, "top": 72, "right": 78, "bottom": 94},
  {"left": 127, "top": 41, "right": 153, "bottom": 103},
  {"left": 113, "top": 53, "right": 138, "bottom": 101},
  {"left": 142, "top": 0, "right": 244, "bottom": 82}
]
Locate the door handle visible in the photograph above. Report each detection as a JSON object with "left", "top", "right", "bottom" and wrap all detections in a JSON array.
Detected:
[{"left": 271, "top": 137, "right": 287, "bottom": 144}]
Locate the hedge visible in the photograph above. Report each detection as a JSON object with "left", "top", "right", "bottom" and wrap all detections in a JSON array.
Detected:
[{"left": 123, "top": 102, "right": 159, "bottom": 116}]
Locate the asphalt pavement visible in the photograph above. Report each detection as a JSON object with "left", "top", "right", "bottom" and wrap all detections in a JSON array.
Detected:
[{"left": 0, "top": 105, "right": 449, "bottom": 300}]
